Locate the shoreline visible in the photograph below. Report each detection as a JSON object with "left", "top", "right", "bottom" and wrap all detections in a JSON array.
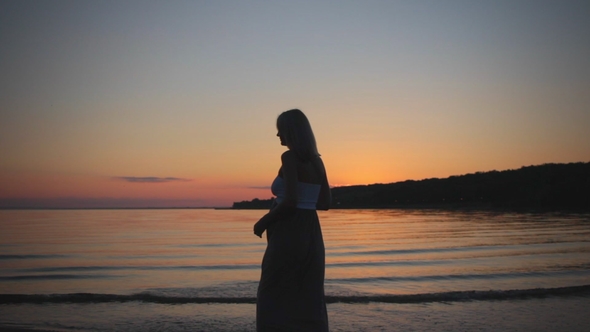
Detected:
[
  {"left": 0, "top": 327, "right": 58, "bottom": 332},
  {"left": 2, "top": 295, "right": 590, "bottom": 332},
  {"left": 2, "top": 205, "right": 589, "bottom": 213},
  {"left": 232, "top": 205, "right": 590, "bottom": 213}
]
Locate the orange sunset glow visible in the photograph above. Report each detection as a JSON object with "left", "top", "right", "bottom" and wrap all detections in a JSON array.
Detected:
[{"left": 1, "top": 1, "right": 589, "bottom": 208}]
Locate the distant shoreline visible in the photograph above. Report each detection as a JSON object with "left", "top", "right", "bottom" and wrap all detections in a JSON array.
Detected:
[
  {"left": 231, "top": 205, "right": 590, "bottom": 213},
  {"left": 2, "top": 162, "right": 588, "bottom": 212},
  {"left": 233, "top": 162, "right": 590, "bottom": 212},
  {"left": 3, "top": 206, "right": 587, "bottom": 213}
]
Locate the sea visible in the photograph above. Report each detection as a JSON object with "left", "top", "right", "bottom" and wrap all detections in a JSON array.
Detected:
[{"left": 1, "top": 209, "right": 589, "bottom": 331}]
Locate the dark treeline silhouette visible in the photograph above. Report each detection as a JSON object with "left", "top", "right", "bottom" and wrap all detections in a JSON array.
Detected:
[
  {"left": 232, "top": 198, "right": 274, "bottom": 209},
  {"left": 232, "top": 162, "right": 590, "bottom": 211}
]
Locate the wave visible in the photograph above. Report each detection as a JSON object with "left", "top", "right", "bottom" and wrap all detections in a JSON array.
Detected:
[
  {"left": 0, "top": 254, "right": 71, "bottom": 260},
  {"left": 0, "top": 274, "right": 117, "bottom": 281},
  {"left": 329, "top": 241, "right": 590, "bottom": 257},
  {"left": 175, "top": 243, "right": 262, "bottom": 248},
  {"left": 329, "top": 269, "right": 590, "bottom": 283},
  {"left": 7, "top": 264, "right": 259, "bottom": 277},
  {"left": 2, "top": 285, "right": 589, "bottom": 305},
  {"left": 5, "top": 264, "right": 588, "bottom": 282}
]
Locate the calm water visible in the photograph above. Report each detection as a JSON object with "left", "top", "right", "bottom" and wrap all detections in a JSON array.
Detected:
[{"left": 1, "top": 209, "right": 590, "bottom": 331}]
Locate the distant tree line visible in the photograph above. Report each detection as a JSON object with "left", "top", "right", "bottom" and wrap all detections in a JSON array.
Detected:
[
  {"left": 232, "top": 197, "right": 274, "bottom": 209},
  {"left": 232, "top": 162, "right": 590, "bottom": 211}
]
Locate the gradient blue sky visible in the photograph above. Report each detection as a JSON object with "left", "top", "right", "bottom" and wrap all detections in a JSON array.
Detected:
[{"left": 1, "top": 0, "right": 589, "bottom": 207}]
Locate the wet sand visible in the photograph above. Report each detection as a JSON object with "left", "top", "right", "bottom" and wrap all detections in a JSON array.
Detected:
[
  {"left": 0, "top": 328, "right": 57, "bottom": 332},
  {"left": 2, "top": 294, "right": 590, "bottom": 331}
]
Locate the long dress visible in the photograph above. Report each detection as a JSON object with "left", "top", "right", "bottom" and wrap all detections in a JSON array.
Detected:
[{"left": 256, "top": 176, "right": 329, "bottom": 332}]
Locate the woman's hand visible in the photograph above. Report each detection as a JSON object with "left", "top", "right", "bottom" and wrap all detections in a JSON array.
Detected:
[{"left": 253, "top": 217, "right": 267, "bottom": 238}]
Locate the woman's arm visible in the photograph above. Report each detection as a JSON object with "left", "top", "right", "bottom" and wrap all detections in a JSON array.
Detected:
[
  {"left": 315, "top": 157, "right": 331, "bottom": 211},
  {"left": 253, "top": 151, "right": 299, "bottom": 237}
]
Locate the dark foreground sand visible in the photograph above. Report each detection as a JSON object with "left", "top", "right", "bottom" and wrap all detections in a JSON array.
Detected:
[
  {"left": 0, "top": 329, "right": 55, "bottom": 332},
  {"left": 2, "top": 294, "right": 590, "bottom": 331}
]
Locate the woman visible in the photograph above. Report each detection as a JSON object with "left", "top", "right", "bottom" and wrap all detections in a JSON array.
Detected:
[{"left": 254, "top": 109, "right": 331, "bottom": 331}]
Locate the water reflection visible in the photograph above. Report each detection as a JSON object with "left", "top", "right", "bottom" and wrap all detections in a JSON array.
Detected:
[{"left": 1, "top": 209, "right": 589, "bottom": 296}]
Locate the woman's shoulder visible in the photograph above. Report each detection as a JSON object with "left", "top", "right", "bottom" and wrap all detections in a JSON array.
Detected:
[
  {"left": 281, "top": 150, "right": 322, "bottom": 162},
  {"left": 280, "top": 150, "right": 298, "bottom": 163}
]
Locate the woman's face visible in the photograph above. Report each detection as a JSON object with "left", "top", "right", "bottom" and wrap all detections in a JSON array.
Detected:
[{"left": 277, "top": 131, "right": 287, "bottom": 146}]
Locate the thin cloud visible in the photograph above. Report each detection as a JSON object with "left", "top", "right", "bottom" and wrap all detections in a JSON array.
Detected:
[
  {"left": 247, "top": 186, "right": 271, "bottom": 190},
  {"left": 114, "top": 176, "right": 192, "bottom": 183}
]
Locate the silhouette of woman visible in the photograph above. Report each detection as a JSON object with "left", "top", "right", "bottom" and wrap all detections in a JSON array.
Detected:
[{"left": 254, "top": 109, "right": 331, "bottom": 331}]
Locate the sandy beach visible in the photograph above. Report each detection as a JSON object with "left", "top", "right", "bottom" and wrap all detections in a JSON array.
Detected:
[
  {"left": 0, "top": 329, "right": 56, "bottom": 332},
  {"left": 2, "top": 293, "right": 590, "bottom": 332}
]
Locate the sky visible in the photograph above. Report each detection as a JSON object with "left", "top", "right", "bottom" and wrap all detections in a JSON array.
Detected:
[{"left": 1, "top": 0, "right": 589, "bottom": 208}]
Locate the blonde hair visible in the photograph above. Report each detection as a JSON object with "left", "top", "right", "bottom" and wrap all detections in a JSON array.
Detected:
[{"left": 276, "top": 109, "right": 320, "bottom": 161}]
